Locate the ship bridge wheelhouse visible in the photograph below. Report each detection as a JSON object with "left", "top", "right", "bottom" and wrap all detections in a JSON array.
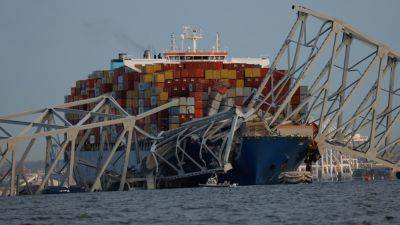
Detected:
[{"left": 164, "top": 50, "right": 228, "bottom": 62}]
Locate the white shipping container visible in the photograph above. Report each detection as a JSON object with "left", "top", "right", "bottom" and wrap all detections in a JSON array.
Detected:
[
  {"left": 227, "top": 89, "right": 236, "bottom": 98},
  {"left": 89, "top": 135, "right": 95, "bottom": 144},
  {"left": 179, "top": 97, "right": 187, "bottom": 106},
  {"left": 208, "top": 108, "right": 218, "bottom": 116},
  {"left": 211, "top": 100, "right": 221, "bottom": 110},
  {"left": 179, "top": 106, "right": 187, "bottom": 114},
  {"left": 236, "top": 88, "right": 244, "bottom": 96},
  {"left": 187, "top": 106, "right": 195, "bottom": 114},
  {"left": 243, "top": 87, "right": 252, "bottom": 96},
  {"left": 187, "top": 97, "right": 195, "bottom": 106},
  {"left": 226, "top": 98, "right": 235, "bottom": 107}
]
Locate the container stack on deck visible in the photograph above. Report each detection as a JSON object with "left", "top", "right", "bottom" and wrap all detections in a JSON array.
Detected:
[{"left": 65, "top": 61, "right": 301, "bottom": 149}]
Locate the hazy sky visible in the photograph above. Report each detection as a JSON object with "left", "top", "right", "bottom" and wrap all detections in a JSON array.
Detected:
[
  {"left": 0, "top": 0, "right": 399, "bottom": 115},
  {"left": 0, "top": 0, "right": 399, "bottom": 161}
]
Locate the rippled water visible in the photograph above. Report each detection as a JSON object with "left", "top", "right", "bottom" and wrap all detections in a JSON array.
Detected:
[{"left": 0, "top": 181, "right": 398, "bottom": 225}]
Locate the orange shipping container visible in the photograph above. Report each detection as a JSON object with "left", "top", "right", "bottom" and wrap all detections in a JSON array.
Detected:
[
  {"left": 195, "top": 100, "right": 203, "bottom": 109},
  {"left": 195, "top": 109, "right": 203, "bottom": 118}
]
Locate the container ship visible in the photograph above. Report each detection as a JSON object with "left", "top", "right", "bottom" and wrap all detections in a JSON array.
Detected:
[{"left": 64, "top": 27, "right": 318, "bottom": 188}]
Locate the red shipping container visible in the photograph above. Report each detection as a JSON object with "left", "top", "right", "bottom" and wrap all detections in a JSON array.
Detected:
[
  {"left": 87, "top": 90, "right": 95, "bottom": 98},
  {"left": 117, "top": 99, "right": 126, "bottom": 108},
  {"left": 236, "top": 69, "right": 244, "bottom": 79},
  {"left": 194, "top": 83, "right": 204, "bottom": 92},
  {"left": 211, "top": 62, "right": 223, "bottom": 70},
  {"left": 235, "top": 97, "right": 244, "bottom": 106},
  {"left": 101, "top": 84, "right": 113, "bottom": 93},
  {"left": 215, "top": 85, "right": 228, "bottom": 94},
  {"left": 114, "top": 90, "right": 126, "bottom": 99},
  {"left": 114, "top": 67, "right": 126, "bottom": 76},
  {"left": 155, "top": 82, "right": 164, "bottom": 90},
  {"left": 71, "top": 87, "right": 77, "bottom": 96},
  {"left": 291, "top": 94, "right": 301, "bottom": 105},
  {"left": 173, "top": 79, "right": 181, "bottom": 86},
  {"left": 193, "top": 92, "right": 203, "bottom": 100},
  {"left": 181, "top": 69, "right": 189, "bottom": 78},
  {"left": 86, "top": 79, "right": 97, "bottom": 89},
  {"left": 124, "top": 81, "right": 135, "bottom": 90},
  {"left": 261, "top": 68, "right": 268, "bottom": 78},
  {"left": 173, "top": 69, "right": 181, "bottom": 79},
  {"left": 195, "top": 109, "right": 203, "bottom": 118},
  {"left": 228, "top": 79, "right": 236, "bottom": 87},
  {"left": 67, "top": 95, "right": 73, "bottom": 102},
  {"left": 164, "top": 79, "right": 173, "bottom": 89},
  {"left": 244, "top": 78, "right": 253, "bottom": 87},
  {"left": 195, "top": 100, "right": 203, "bottom": 109},
  {"left": 124, "top": 73, "right": 136, "bottom": 83},
  {"left": 260, "top": 104, "right": 269, "bottom": 111},
  {"left": 253, "top": 78, "right": 261, "bottom": 88},
  {"left": 194, "top": 68, "right": 204, "bottom": 78}
]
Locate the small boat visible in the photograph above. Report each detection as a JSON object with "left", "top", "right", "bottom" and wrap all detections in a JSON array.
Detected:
[
  {"left": 42, "top": 186, "right": 71, "bottom": 194},
  {"left": 278, "top": 171, "right": 312, "bottom": 184},
  {"left": 199, "top": 174, "right": 238, "bottom": 187}
]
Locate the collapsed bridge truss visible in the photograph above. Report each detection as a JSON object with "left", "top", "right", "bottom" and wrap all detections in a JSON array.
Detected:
[
  {"left": 0, "top": 5, "right": 399, "bottom": 196},
  {"left": 249, "top": 5, "right": 400, "bottom": 170}
]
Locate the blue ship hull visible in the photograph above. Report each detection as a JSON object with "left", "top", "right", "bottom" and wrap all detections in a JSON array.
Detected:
[{"left": 229, "top": 136, "right": 311, "bottom": 185}]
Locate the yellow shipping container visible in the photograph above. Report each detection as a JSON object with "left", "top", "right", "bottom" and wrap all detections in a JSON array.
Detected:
[
  {"left": 156, "top": 73, "right": 165, "bottom": 83},
  {"left": 145, "top": 65, "right": 154, "bottom": 73},
  {"left": 221, "top": 69, "right": 229, "bottom": 79},
  {"left": 205, "top": 70, "right": 214, "bottom": 79},
  {"left": 228, "top": 70, "right": 237, "bottom": 79},
  {"left": 252, "top": 68, "right": 261, "bottom": 77},
  {"left": 213, "top": 70, "right": 221, "bottom": 79},
  {"left": 143, "top": 74, "right": 153, "bottom": 83},
  {"left": 170, "top": 124, "right": 180, "bottom": 129},
  {"left": 236, "top": 79, "right": 244, "bottom": 88},
  {"left": 245, "top": 68, "right": 253, "bottom": 77},
  {"left": 159, "top": 92, "right": 169, "bottom": 101},
  {"left": 153, "top": 64, "right": 162, "bottom": 72},
  {"left": 165, "top": 70, "right": 173, "bottom": 79}
]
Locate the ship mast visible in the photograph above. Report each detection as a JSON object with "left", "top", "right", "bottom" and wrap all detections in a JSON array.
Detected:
[{"left": 182, "top": 26, "right": 203, "bottom": 52}]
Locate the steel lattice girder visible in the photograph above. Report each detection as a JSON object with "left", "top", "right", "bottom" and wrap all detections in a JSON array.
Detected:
[
  {"left": 0, "top": 94, "right": 179, "bottom": 195},
  {"left": 248, "top": 5, "right": 400, "bottom": 170}
]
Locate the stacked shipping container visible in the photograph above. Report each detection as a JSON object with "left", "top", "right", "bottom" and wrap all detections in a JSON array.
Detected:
[{"left": 65, "top": 62, "right": 302, "bottom": 148}]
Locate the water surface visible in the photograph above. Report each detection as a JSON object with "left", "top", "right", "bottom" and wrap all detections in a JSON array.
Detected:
[{"left": 0, "top": 181, "right": 398, "bottom": 225}]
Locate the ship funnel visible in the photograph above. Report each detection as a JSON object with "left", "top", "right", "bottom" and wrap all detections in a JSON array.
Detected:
[
  {"left": 143, "top": 50, "right": 151, "bottom": 59},
  {"left": 118, "top": 53, "right": 128, "bottom": 60}
]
